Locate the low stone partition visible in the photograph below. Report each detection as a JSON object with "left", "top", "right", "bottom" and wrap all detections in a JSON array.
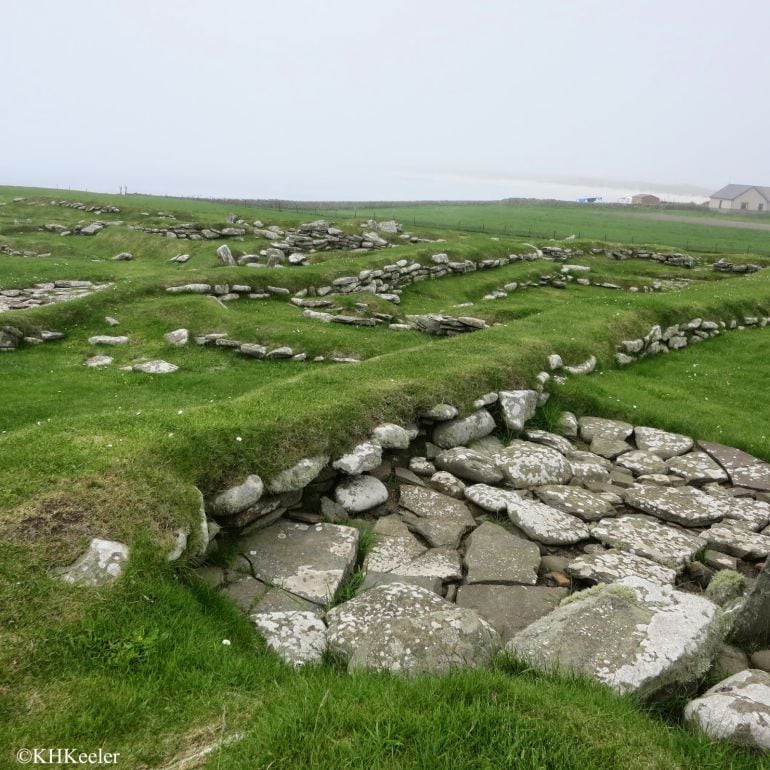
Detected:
[
  {"left": 713, "top": 258, "right": 761, "bottom": 274},
  {"left": 49, "top": 199, "right": 120, "bottom": 214},
  {"left": 0, "top": 244, "right": 51, "bottom": 258},
  {"left": 0, "top": 280, "right": 110, "bottom": 314}
]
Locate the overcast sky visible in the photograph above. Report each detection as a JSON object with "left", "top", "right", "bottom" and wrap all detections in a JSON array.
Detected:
[{"left": 1, "top": 0, "right": 767, "bottom": 201}]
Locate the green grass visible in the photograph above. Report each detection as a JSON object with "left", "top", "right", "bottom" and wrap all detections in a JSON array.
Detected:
[{"left": 3, "top": 185, "right": 770, "bottom": 768}]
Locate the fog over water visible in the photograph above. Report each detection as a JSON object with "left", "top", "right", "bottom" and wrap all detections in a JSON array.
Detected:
[{"left": 1, "top": 0, "right": 766, "bottom": 202}]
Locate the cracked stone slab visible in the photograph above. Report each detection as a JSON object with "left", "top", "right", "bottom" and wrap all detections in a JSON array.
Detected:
[
  {"left": 239, "top": 521, "right": 359, "bottom": 605},
  {"left": 624, "top": 484, "right": 724, "bottom": 527},
  {"left": 364, "top": 528, "right": 426, "bottom": 575},
  {"left": 495, "top": 440, "right": 572, "bottom": 488},
  {"left": 456, "top": 584, "right": 568, "bottom": 642},
  {"left": 666, "top": 452, "right": 729, "bottom": 484},
  {"left": 699, "top": 441, "right": 770, "bottom": 492},
  {"left": 398, "top": 485, "right": 476, "bottom": 548},
  {"left": 251, "top": 586, "right": 321, "bottom": 616},
  {"left": 56, "top": 538, "right": 129, "bottom": 587},
  {"left": 464, "top": 520, "right": 540, "bottom": 585},
  {"left": 578, "top": 416, "right": 634, "bottom": 443},
  {"left": 434, "top": 447, "right": 503, "bottom": 484},
  {"left": 567, "top": 549, "right": 677, "bottom": 586},
  {"left": 506, "top": 497, "right": 590, "bottom": 546},
  {"left": 591, "top": 515, "right": 706, "bottom": 571},
  {"left": 252, "top": 611, "right": 327, "bottom": 666},
  {"left": 347, "top": 606, "right": 500, "bottom": 676},
  {"left": 508, "top": 577, "right": 724, "bottom": 696},
  {"left": 326, "top": 582, "right": 450, "bottom": 661},
  {"left": 616, "top": 450, "right": 668, "bottom": 477},
  {"left": 635, "top": 427, "right": 694, "bottom": 459},
  {"left": 390, "top": 546, "right": 463, "bottom": 582},
  {"left": 463, "top": 483, "right": 522, "bottom": 513},
  {"left": 522, "top": 429, "right": 574, "bottom": 456},
  {"left": 703, "top": 522, "right": 770, "bottom": 560},
  {"left": 685, "top": 669, "right": 770, "bottom": 750},
  {"left": 534, "top": 485, "right": 615, "bottom": 521}
]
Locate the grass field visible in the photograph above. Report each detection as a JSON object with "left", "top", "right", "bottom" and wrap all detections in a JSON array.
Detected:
[{"left": 2, "top": 185, "right": 770, "bottom": 768}]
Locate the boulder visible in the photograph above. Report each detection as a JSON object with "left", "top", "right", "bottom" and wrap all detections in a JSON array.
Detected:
[
  {"left": 434, "top": 447, "right": 503, "bottom": 484},
  {"left": 216, "top": 244, "right": 236, "bottom": 266},
  {"left": 731, "top": 560, "right": 770, "bottom": 647},
  {"left": 506, "top": 497, "right": 590, "bottom": 546},
  {"left": 498, "top": 390, "right": 538, "bottom": 432},
  {"left": 333, "top": 441, "right": 383, "bottom": 475},
  {"left": 432, "top": 409, "right": 496, "bottom": 449},
  {"left": 429, "top": 471, "right": 466, "bottom": 499},
  {"left": 495, "top": 441, "right": 572, "bottom": 488},
  {"left": 372, "top": 423, "right": 411, "bottom": 449},
  {"left": 164, "top": 328, "right": 189, "bottom": 347},
  {"left": 684, "top": 669, "right": 770, "bottom": 751},
  {"left": 267, "top": 456, "right": 329, "bottom": 494},
  {"left": 508, "top": 577, "right": 724, "bottom": 697},
  {"left": 211, "top": 474, "right": 264, "bottom": 516},
  {"left": 334, "top": 474, "right": 388, "bottom": 513}
]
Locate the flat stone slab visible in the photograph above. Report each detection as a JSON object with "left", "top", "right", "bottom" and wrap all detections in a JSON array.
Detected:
[
  {"left": 567, "top": 549, "right": 677, "bottom": 586},
  {"left": 506, "top": 497, "right": 590, "bottom": 546},
  {"left": 624, "top": 484, "right": 724, "bottom": 527},
  {"left": 508, "top": 577, "right": 723, "bottom": 696},
  {"left": 635, "top": 426, "right": 694, "bottom": 459},
  {"left": 616, "top": 450, "right": 668, "bottom": 477},
  {"left": 522, "top": 429, "right": 574, "bottom": 456},
  {"left": 464, "top": 521, "right": 540, "bottom": 585},
  {"left": 89, "top": 335, "right": 129, "bottom": 345},
  {"left": 398, "top": 485, "right": 476, "bottom": 548},
  {"left": 239, "top": 521, "right": 359, "bottom": 605},
  {"left": 132, "top": 360, "right": 178, "bottom": 374},
  {"left": 685, "top": 669, "right": 770, "bottom": 751},
  {"left": 252, "top": 611, "right": 327, "bottom": 666},
  {"left": 251, "top": 586, "right": 320, "bottom": 616},
  {"left": 464, "top": 483, "right": 522, "bottom": 513},
  {"left": 434, "top": 447, "right": 503, "bottom": 484},
  {"left": 591, "top": 515, "right": 706, "bottom": 571},
  {"left": 578, "top": 416, "right": 634, "bottom": 443},
  {"left": 390, "top": 546, "right": 463, "bottom": 582},
  {"left": 703, "top": 494, "right": 770, "bottom": 531},
  {"left": 326, "top": 582, "right": 449, "bottom": 661},
  {"left": 347, "top": 606, "right": 500, "bottom": 676},
  {"left": 455, "top": 584, "right": 568, "bottom": 642},
  {"left": 365, "top": 519, "right": 426, "bottom": 574},
  {"left": 667, "top": 452, "right": 729, "bottom": 484},
  {"left": 56, "top": 538, "right": 129, "bottom": 587},
  {"left": 700, "top": 441, "right": 770, "bottom": 492},
  {"left": 704, "top": 522, "right": 770, "bottom": 560},
  {"left": 534, "top": 485, "right": 615, "bottom": 521},
  {"left": 567, "top": 450, "right": 612, "bottom": 485},
  {"left": 495, "top": 440, "right": 572, "bottom": 488}
]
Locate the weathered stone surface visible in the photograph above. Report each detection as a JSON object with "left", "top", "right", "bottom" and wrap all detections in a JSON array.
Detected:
[
  {"left": 211, "top": 474, "right": 264, "bottom": 516},
  {"left": 221, "top": 574, "right": 269, "bottom": 612},
  {"left": 456, "top": 584, "right": 567, "bottom": 642},
  {"left": 704, "top": 495, "right": 770, "bottom": 531},
  {"left": 713, "top": 643, "right": 750, "bottom": 678},
  {"left": 567, "top": 450, "right": 612, "bottom": 485},
  {"left": 534, "top": 485, "right": 614, "bottom": 521},
  {"left": 347, "top": 606, "right": 500, "bottom": 675},
  {"left": 390, "top": 546, "right": 463, "bottom": 582},
  {"left": 429, "top": 471, "right": 466, "bottom": 499},
  {"left": 240, "top": 343, "right": 267, "bottom": 358},
  {"left": 56, "top": 538, "right": 129, "bottom": 587},
  {"left": 132, "top": 360, "right": 178, "bottom": 373},
  {"left": 685, "top": 669, "right": 770, "bottom": 750},
  {"left": 523, "top": 429, "right": 574, "bottom": 456},
  {"left": 498, "top": 389, "right": 538, "bottom": 432},
  {"left": 267, "top": 456, "right": 329, "bottom": 494},
  {"left": 495, "top": 441, "right": 572, "bottom": 488},
  {"left": 463, "top": 483, "right": 521, "bottom": 513},
  {"left": 364, "top": 519, "right": 426, "bottom": 574},
  {"left": 326, "top": 582, "right": 449, "bottom": 661},
  {"left": 667, "top": 452, "right": 729, "bottom": 484},
  {"left": 699, "top": 441, "right": 770, "bottom": 492},
  {"left": 624, "top": 484, "right": 724, "bottom": 527},
  {"left": 334, "top": 474, "right": 388, "bottom": 513},
  {"left": 557, "top": 411, "right": 578, "bottom": 438},
  {"left": 372, "top": 423, "right": 411, "bottom": 449},
  {"left": 508, "top": 577, "right": 724, "bottom": 696},
  {"left": 506, "top": 497, "right": 590, "bottom": 545},
  {"left": 432, "top": 409, "right": 496, "bottom": 449},
  {"left": 216, "top": 244, "right": 236, "bottom": 265},
  {"left": 420, "top": 403, "right": 458, "bottom": 421},
  {"left": 398, "top": 485, "right": 476, "bottom": 548},
  {"left": 591, "top": 515, "right": 706, "bottom": 570},
  {"left": 164, "top": 328, "right": 189, "bottom": 347},
  {"left": 89, "top": 335, "right": 129, "bottom": 345},
  {"left": 333, "top": 441, "right": 383, "bottom": 475},
  {"left": 635, "top": 427, "right": 694, "bottom": 459},
  {"left": 251, "top": 586, "right": 320, "bottom": 615},
  {"left": 704, "top": 521, "right": 770, "bottom": 560},
  {"left": 85, "top": 355, "right": 112, "bottom": 367},
  {"left": 589, "top": 436, "right": 632, "bottom": 460},
  {"left": 239, "top": 521, "right": 358, "bottom": 605},
  {"left": 252, "top": 611, "right": 326, "bottom": 666},
  {"left": 434, "top": 447, "right": 503, "bottom": 484},
  {"left": 579, "top": 416, "right": 634, "bottom": 443},
  {"left": 464, "top": 521, "right": 540, "bottom": 585},
  {"left": 616, "top": 450, "right": 668, "bottom": 477},
  {"left": 567, "top": 549, "right": 677, "bottom": 585}
]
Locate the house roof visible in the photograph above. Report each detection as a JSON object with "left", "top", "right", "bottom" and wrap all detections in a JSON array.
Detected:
[{"left": 711, "top": 184, "right": 770, "bottom": 201}]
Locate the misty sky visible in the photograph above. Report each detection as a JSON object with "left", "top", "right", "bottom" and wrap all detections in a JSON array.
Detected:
[{"left": 1, "top": 0, "right": 767, "bottom": 201}]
